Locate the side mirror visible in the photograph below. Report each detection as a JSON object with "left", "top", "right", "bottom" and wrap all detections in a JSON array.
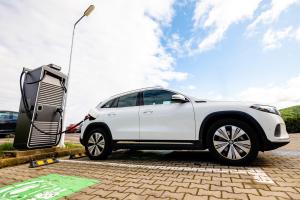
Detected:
[{"left": 172, "top": 94, "right": 188, "bottom": 103}]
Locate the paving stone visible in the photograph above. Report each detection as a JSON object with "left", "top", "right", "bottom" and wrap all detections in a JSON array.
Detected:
[
  {"left": 176, "top": 187, "right": 198, "bottom": 195},
  {"left": 68, "top": 193, "right": 96, "bottom": 200},
  {"left": 124, "top": 187, "right": 145, "bottom": 195},
  {"left": 157, "top": 185, "right": 178, "bottom": 192},
  {"left": 124, "top": 193, "right": 148, "bottom": 200},
  {"left": 248, "top": 194, "right": 277, "bottom": 200},
  {"left": 268, "top": 186, "right": 298, "bottom": 193},
  {"left": 107, "top": 191, "right": 130, "bottom": 199},
  {"left": 90, "top": 196, "right": 114, "bottom": 200},
  {"left": 125, "top": 182, "right": 143, "bottom": 188},
  {"left": 140, "top": 183, "right": 159, "bottom": 190},
  {"left": 202, "top": 179, "right": 221, "bottom": 186},
  {"left": 183, "top": 194, "right": 208, "bottom": 200},
  {"left": 189, "top": 183, "right": 210, "bottom": 190},
  {"left": 146, "top": 196, "right": 169, "bottom": 200},
  {"left": 222, "top": 191, "right": 248, "bottom": 200},
  {"left": 258, "top": 189, "right": 291, "bottom": 199},
  {"left": 211, "top": 184, "right": 233, "bottom": 193},
  {"left": 92, "top": 189, "right": 113, "bottom": 197},
  {"left": 108, "top": 185, "right": 129, "bottom": 192},
  {"left": 171, "top": 181, "right": 190, "bottom": 188},
  {"left": 154, "top": 180, "right": 172, "bottom": 186},
  {"left": 198, "top": 189, "right": 221, "bottom": 198},
  {"left": 287, "top": 192, "right": 300, "bottom": 200},
  {"left": 222, "top": 181, "right": 244, "bottom": 188},
  {"left": 233, "top": 187, "right": 259, "bottom": 195},
  {"left": 142, "top": 189, "right": 164, "bottom": 197}
]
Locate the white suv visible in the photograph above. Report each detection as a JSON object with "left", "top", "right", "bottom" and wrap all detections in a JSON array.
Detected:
[{"left": 80, "top": 87, "right": 289, "bottom": 165}]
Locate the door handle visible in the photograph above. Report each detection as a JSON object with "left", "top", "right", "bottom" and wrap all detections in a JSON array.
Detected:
[
  {"left": 143, "top": 110, "right": 153, "bottom": 114},
  {"left": 107, "top": 112, "right": 116, "bottom": 116}
]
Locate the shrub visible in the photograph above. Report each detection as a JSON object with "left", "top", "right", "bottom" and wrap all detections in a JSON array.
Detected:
[{"left": 280, "top": 105, "right": 300, "bottom": 133}]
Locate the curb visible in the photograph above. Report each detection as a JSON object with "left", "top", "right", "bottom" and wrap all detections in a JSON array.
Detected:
[{"left": 0, "top": 147, "right": 85, "bottom": 169}]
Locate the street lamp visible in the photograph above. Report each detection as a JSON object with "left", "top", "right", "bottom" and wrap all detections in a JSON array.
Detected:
[{"left": 59, "top": 5, "right": 95, "bottom": 147}]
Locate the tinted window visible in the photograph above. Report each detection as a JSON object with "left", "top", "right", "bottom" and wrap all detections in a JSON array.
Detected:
[
  {"left": 143, "top": 90, "right": 176, "bottom": 105},
  {"left": 102, "top": 99, "right": 114, "bottom": 108},
  {"left": 0, "top": 112, "right": 11, "bottom": 120},
  {"left": 118, "top": 93, "right": 138, "bottom": 108},
  {"left": 12, "top": 113, "right": 18, "bottom": 120}
]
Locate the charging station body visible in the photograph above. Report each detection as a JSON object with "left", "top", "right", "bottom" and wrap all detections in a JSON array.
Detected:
[{"left": 14, "top": 65, "right": 67, "bottom": 149}]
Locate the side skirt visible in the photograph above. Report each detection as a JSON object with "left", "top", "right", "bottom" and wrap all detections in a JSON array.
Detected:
[{"left": 113, "top": 140, "right": 206, "bottom": 151}]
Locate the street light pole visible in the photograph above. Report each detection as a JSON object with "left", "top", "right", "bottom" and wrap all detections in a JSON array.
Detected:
[{"left": 59, "top": 5, "right": 95, "bottom": 147}]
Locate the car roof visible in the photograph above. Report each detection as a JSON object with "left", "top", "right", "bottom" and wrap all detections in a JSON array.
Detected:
[
  {"left": 97, "top": 86, "right": 180, "bottom": 108},
  {"left": 109, "top": 86, "right": 164, "bottom": 99}
]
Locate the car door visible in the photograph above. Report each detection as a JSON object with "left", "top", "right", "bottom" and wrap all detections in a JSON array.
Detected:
[
  {"left": 139, "top": 89, "right": 196, "bottom": 140},
  {"left": 100, "top": 92, "right": 140, "bottom": 140}
]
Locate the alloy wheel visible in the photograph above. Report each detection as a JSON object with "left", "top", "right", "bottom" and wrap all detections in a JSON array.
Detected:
[
  {"left": 213, "top": 125, "right": 251, "bottom": 160},
  {"left": 87, "top": 132, "right": 105, "bottom": 156}
]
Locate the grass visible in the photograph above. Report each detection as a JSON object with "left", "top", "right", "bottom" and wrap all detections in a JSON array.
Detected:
[
  {"left": 64, "top": 142, "right": 83, "bottom": 149},
  {"left": 280, "top": 105, "right": 300, "bottom": 133},
  {"left": 0, "top": 142, "right": 82, "bottom": 157},
  {"left": 0, "top": 142, "right": 14, "bottom": 156}
]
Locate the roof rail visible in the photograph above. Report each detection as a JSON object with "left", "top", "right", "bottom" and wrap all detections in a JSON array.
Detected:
[{"left": 110, "top": 86, "right": 163, "bottom": 98}]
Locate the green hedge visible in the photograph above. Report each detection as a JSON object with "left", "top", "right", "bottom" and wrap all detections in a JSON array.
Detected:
[{"left": 280, "top": 105, "right": 300, "bottom": 133}]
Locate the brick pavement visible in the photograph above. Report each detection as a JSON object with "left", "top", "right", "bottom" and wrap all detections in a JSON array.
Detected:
[{"left": 0, "top": 134, "right": 299, "bottom": 199}]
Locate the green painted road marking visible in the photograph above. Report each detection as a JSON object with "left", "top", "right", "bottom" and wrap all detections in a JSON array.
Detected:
[{"left": 0, "top": 174, "right": 99, "bottom": 200}]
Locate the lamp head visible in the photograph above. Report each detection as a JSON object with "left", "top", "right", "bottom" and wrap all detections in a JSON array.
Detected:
[{"left": 84, "top": 5, "right": 95, "bottom": 16}]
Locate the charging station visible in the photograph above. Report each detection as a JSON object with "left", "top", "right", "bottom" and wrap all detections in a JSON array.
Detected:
[{"left": 13, "top": 64, "right": 67, "bottom": 149}]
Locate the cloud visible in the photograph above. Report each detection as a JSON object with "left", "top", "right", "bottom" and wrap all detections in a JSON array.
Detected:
[
  {"left": 0, "top": 0, "right": 187, "bottom": 124},
  {"left": 262, "top": 26, "right": 300, "bottom": 50},
  {"left": 239, "top": 74, "right": 300, "bottom": 108},
  {"left": 247, "top": 0, "right": 299, "bottom": 31},
  {"left": 262, "top": 26, "right": 293, "bottom": 49},
  {"left": 192, "top": 0, "right": 262, "bottom": 52}
]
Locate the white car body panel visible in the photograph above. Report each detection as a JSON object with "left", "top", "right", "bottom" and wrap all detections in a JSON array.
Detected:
[
  {"left": 95, "top": 106, "right": 140, "bottom": 140},
  {"left": 139, "top": 102, "right": 196, "bottom": 140}
]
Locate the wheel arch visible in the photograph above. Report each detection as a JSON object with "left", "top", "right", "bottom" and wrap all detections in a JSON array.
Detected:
[
  {"left": 82, "top": 122, "right": 113, "bottom": 145},
  {"left": 199, "top": 111, "right": 266, "bottom": 150}
]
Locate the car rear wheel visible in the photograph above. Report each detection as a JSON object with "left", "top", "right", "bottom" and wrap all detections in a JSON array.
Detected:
[
  {"left": 207, "top": 119, "right": 259, "bottom": 165},
  {"left": 84, "top": 128, "right": 111, "bottom": 160}
]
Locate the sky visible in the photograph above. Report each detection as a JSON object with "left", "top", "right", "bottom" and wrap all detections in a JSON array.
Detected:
[{"left": 0, "top": 0, "right": 299, "bottom": 125}]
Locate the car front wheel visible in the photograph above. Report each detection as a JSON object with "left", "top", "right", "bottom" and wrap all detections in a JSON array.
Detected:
[{"left": 207, "top": 119, "right": 259, "bottom": 165}]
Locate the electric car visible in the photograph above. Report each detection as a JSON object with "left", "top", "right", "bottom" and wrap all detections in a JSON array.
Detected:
[{"left": 80, "top": 87, "right": 289, "bottom": 165}]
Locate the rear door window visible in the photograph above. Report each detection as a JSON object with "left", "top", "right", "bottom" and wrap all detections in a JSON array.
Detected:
[{"left": 117, "top": 93, "right": 138, "bottom": 108}]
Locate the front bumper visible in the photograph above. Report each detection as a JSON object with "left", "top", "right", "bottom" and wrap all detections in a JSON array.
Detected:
[{"left": 262, "top": 139, "right": 289, "bottom": 151}]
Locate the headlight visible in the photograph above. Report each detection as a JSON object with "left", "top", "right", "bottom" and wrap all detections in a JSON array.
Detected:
[{"left": 250, "top": 104, "right": 280, "bottom": 115}]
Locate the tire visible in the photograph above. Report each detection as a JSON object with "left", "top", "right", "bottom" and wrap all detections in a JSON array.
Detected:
[
  {"left": 84, "top": 127, "right": 112, "bottom": 160},
  {"left": 207, "top": 119, "right": 259, "bottom": 165}
]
